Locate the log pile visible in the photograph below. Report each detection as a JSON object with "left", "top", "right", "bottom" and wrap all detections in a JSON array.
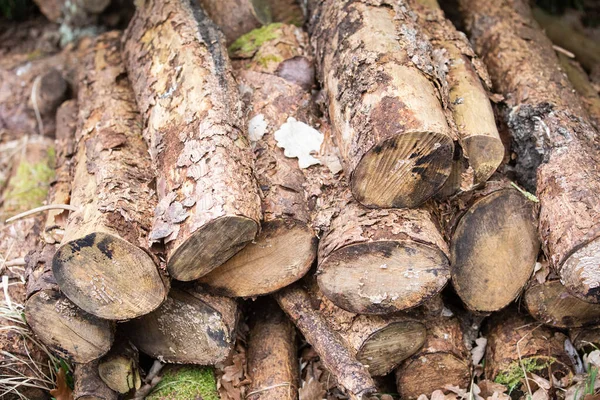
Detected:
[{"left": 1, "top": 0, "right": 600, "bottom": 399}]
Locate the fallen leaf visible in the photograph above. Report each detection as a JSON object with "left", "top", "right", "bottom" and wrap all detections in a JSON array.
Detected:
[
  {"left": 49, "top": 368, "right": 73, "bottom": 400},
  {"left": 299, "top": 364, "right": 326, "bottom": 400},
  {"left": 531, "top": 388, "right": 549, "bottom": 400},
  {"left": 478, "top": 380, "right": 507, "bottom": 398},
  {"left": 529, "top": 372, "right": 551, "bottom": 390},
  {"left": 431, "top": 390, "right": 446, "bottom": 400},
  {"left": 472, "top": 337, "right": 487, "bottom": 366}
]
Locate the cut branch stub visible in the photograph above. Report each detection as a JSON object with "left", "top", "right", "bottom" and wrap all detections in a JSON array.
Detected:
[
  {"left": 309, "top": 0, "right": 455, "bottom": 208},
  {"left": 123, "top": 0, "right": 262, "bottom": 281},
  {"left": 52, "top": 32, "right": 166, "bottom": 320}
]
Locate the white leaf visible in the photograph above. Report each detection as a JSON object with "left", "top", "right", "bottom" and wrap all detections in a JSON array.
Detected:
[
  {"left": 248, "top": 114, "right": 268, "bottom": 142},
  {"left": 274, "top": 117, "right": 324, "bottom": 168},
  {"left": 471, "top": 337, "right": 487, "bottom": 366}
]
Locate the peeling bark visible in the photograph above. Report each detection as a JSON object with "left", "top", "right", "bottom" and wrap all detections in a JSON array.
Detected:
[
  {"left": 74, "top": 360, "right": 118, "bottom": 400},
  {"left": 395, "top": 317, "right": 471, "bottom": 400},
  {"left": 459, "top": 0, "right": 600, "bottom": 303},
  {"left": 308, "top": 0, "right": 455, "bottom": 208},
  {"left": 197, "top": 24, "right": 316, "bottom": 297},
  {"left": 52, "top": 31, "right": 167, "bottom": 321},
  {"left": 123, "top": 0, "right": 262, "bottom": 282}
]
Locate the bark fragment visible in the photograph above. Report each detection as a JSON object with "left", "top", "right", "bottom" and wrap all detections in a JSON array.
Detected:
[{"left": 123, "top": 0, "right": 262, "bottom": 282}]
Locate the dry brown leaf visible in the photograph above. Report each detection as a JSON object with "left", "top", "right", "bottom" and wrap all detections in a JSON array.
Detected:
[
  {"left": 299, "top": 362, "right": 326, "bottom": 400},
  {"left": 478, "top": 380, "right": 507, "bottom": 398},
  {"left": 531, "top": 388, "right": 549, "bottom": 400},
  {"left": 472, "top": 337, "right": 487, "bottom": 366},
  {"left": 49, "top": 368, "right": 73, "bottom": 400}
]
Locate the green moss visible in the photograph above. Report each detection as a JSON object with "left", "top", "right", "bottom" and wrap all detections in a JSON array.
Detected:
[
  {"left": 229, "top": 23, "right": 284, "bottom": 57},
  {"left": 3, "top": 146, "right": 55, "bottom": 216},
  {"left": 257, "top": 54, "right": 283, "bottom": 68},
  {"left": 495, "top": 357, "right": 557, "bottom": 394},
  {"left": 147, "top": 366, "right": 219, "bottom": 400}
]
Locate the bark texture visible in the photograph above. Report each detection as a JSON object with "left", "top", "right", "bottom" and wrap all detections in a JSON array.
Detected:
[
  {"left": 459, "top": 0, "right": 600, "bottom": 303},
  {"left": 74, "top": 360, "right": 118, "bottom": 400},
  {"left": 558, "top": 53, "right": 600, "bottom": 129},
  {"left": 197, "top": 24, "right": 317, "bottom": 297},
  {"left": 395, "top": 317, "right": 471, "bottom": 399},
  {"left": 123, "top": 0, "right": 262, "bottom": 282},
  {"left": 484, "top": 311, "right": 574, "bottom": 394},
  {"left": 123, "top": 286, "right": 238, "bottom": 365},
  {"left": 309, "top": 0, "right": 455, "bottom": 208},
  {"left": 52, "top": 31, "right": 166, "bottom": 321},
  {"left": 275, "top": 284, "right": 376, "bottom": 399},
  {"left": 570, "top": 327, "right": 600, "bottom": 354},
  {"left": 443, "top": 182, "right": 540, "bottom": 312},
  {"left": 409, "top": 0, "right": 503, "bottom": 191},
  {"left": 247, "top": 298, "right": 299, "bottom": 400},
  {"left": 98, "top": 338, "right": 141, "bottom": 394},
  {"left": 199, "top": 0, "right": 267, "bottom": 44}
]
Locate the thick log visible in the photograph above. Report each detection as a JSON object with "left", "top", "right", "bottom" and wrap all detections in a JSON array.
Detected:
[
  {"left": 311, "top": 122, "right": 450, "bottom": 314},
  {"left": 146, "top": 365, "right": 220, "bottom": 400},
  {"left": 52, "top": 31, "right": 167, "bottom": 321},
  {"left": 525, "top": 278, "right": 600, "bottom": 328},
  {"left": 484, "top": 311, "right": 574, "bottom": 395},
  {"left": 395, "top": 317, "right": 471, "bottom": 399},
  {"left": 275, "top": 284, "right": 376, "bottom": 399},
  {"left": 459, "top": 0, "right": 600, "bottom": 303},
  {"left": 409, "top": 0, "right": 503, "bottom": 190},
  {"left": 443, "top": 182, "right": 540, "bottom": 312},
  {"left": 197, "top": 24, "right": 317, "bottom": 297},
  {"left": 123, "top": 0, "right": 262, "bottom": 282},
  {"left": 74, "top": 360, "right": 118, "bottom": 400},
  {"left": 98, "top": 338, "right": 142, "bottom": 394},
  {"left": 309, "top": 0, "right": 455, "bottom": 208},
  {"left": 247, "top": 298, "right": 298, "bottom": 400},
  {"left": 123, "top": 286, "right": 238, "bottom": 365},
  {"left": 558, "top": 53, "right": 600, "bottom": 129}
]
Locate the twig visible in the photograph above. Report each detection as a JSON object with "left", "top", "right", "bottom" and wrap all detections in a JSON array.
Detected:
[
  {"left": 553, "top": 45, "right": 575, "bottom": 58},
  {"left": 31, "top": 75, "right": 44, "bottom": 137},
  {"left": 5, "top": 204, "right": 77, "bottom": 223}
]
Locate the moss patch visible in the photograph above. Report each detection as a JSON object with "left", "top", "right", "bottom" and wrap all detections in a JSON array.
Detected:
[
  {"left": 147, "top": 366, "right": 219, "bottom": 400},
  {"left": 229, "top": 23, "right": 284, "bottom": 57},
  {"left": 495, "top": 356, "right": 557, "bottom": 394}
]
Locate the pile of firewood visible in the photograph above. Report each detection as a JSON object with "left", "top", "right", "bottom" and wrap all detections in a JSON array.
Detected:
[{"left": 1, "top": 0, "right": 600, "bottom": 399}]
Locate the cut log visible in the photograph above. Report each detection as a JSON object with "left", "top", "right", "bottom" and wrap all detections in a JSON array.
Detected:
[
  {"left": 197, "top": 24, "right": 317, "bottom": 297},
  {"left": 484, "top": 310, "right": 574, "bottom": 395},
  {"left": 459, "top": 0, "right": 600, "bottom": 303},
  {"left": 52, "top": 31, "right": 167, "bottom": 321},
  {"left": 123, "top": 286, "right": 238, "bottom": 365},
  {"left": 275, "top": 284, "right": 376, "bottom": 399},
  {"left": 199, "top": 0, "right": 268, "bottom": 44},
  {"left": 305, "top": 279, "right": 427, "bottom": 377},
  {"left": 525, "top": 279, "right": 600, "bottom": 328},
  {"left": 311, "top": 122, "right": 450, "bottom": 314},
  {"left": 74, "top": 360, "right": 118, "bottom": 400},
  {"left": 123, "top": 0, "right": 262, "bottom": 282},
  {"left": 409, "top": 0, "right": 503, "bottom": 191},
  {"left": 557, "top": 53, "right": 600, "bottom": 129},
  {"left": 146, "top": 365, "right": 220, "bottom": 400},
  {"left": 98, "top": 338, "right": 142, "bottom": 394},
  {"left": 570, "top": 327, "right": 600, "bottom": 354},
  {"left": 442, "top": 182, "right": 540, "bottom": 312},
  {"left": 308, "top": 0, "right": 455, "bottom": 208},
  {"left": 247, "top": 298, "right": 298, "bottom": 400}
]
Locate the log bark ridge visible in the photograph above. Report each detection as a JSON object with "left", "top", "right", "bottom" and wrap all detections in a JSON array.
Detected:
[
  {"left": 123, "top": 0, "right": 262, "bottom": 282},
  {"left": 52, "top": 31, "right": 167, "bottom": 321},
  {"left": 197, "top": 23, "right": 317, "bottom": 297},
  {"left": 459, "top": 0, "right": 600, "bottom": 303},
  {"left": 309, "top": 0, "right": 456, "bottom": 208}
]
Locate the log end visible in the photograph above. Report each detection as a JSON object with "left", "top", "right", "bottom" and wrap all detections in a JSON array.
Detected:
[
  {"left": 351, "top": 131, "right": 454, "bottom": 208},
  {"left": 395, "top": 352, "right": 471, "bottom": 400},
  {"left": 561, "top": 236, "right": 600, "bottom": 303},
  {"left": 462, "top": 135, "right": 505, "bottom": 184},
  {"left": 167, "top": 215, "right": 259, "bottom": 281},
  {"left": 53, "top": 232, "right": 167, "bottom": 320},
  {"left": 24, "top": 290, "right": 114, "bottom": 363},
  {"left": 525, "top": 280, "right": 600, "bottom": 328},
  {"left": 197, "top": 219, "right": 317, "bottom": 297},
  {"left": 451, "top": 188, "right": 540, "bottom": 312},
  {"left": 356, "top": 320, "right": 427, "bottom": 377},
  {"left": 318, "top": 240, "right": 450, "bottom": 314}
]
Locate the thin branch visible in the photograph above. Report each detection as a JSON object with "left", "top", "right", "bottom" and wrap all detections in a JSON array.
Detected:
[{"left": 5, "top": 204, "right": 77, "bottom": 223}]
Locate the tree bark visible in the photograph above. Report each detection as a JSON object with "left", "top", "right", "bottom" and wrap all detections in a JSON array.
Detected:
[
  {"left": 525, "top": 278, "right": 600, "bottom": 328},
  {"left": 33, "top": 0, "right": 111, "bottom": 27},
  {"left": 52, "top": 31, "right": 167, "bottom": 321},
  {"left": 458, "top": 0, "right": 600, "bottom": 303},
  {"left": 274, "top": 284, "right": 377, "bottom": 399},
  {"left": 395, "top": 317, "right": 471, "bottom": 400},
  {"left": 197, "top": 24, "right": 317, "bottom": 297},
  {"left": 570, "top": 327, "right": 600, "bottom": 354},
  {"left": 74, "top": 360, "right": 118, "bottom": 400},
  {"left": 123, "top": 286, "right": 238, "bottom": 365},
  {"left": 98, "top": 337, "right": 142, "bottom": 394},
  {"left": 123, "top": 0, "right": 262, "bottom": 282},
  {"left": 409, "top": 0, "right": 503, "bottom": 192},
  {"left": 308, "top": 0, "right": 456, "bottom": 208},
  {"left": 557, "top": 53, "right": 600, "bottom": 129},
  {"left": 441, "top": 181, "right": 540, "bottom": 312},
  {"left": 484, "top": 310, "right": 574, "bottom": 395},
  {"left": 247, "top": 298, "right": 298, "bottom": 400},
  {"left": 310, "top": 122, "right": 450, "bottom": 315},
  {"left": 198, "top": 0, "right": 268, "bottom": 45}
]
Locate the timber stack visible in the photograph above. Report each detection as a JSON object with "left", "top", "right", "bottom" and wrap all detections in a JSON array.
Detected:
[{"left": 1, "top": 0, "right": 599, "bottom": 399}]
